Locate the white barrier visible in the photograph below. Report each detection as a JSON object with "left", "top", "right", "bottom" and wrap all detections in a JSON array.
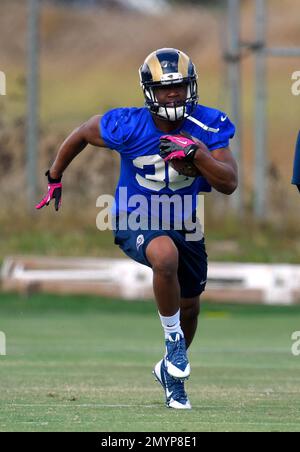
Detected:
[
  {"left": 207, "top": 263, "right": 300, "bottom": 305},
  {"left": 1, "top": 256, "right": 300, "bottom": 305},
  {"left": 1, "top": 257, "right": 154, "bottom": 300}
]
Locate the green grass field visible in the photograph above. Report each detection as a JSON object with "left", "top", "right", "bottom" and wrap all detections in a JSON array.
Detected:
[
  {"left": 0, "top": 293, "right": 300, "bottom": 432},
  {"left": 2, "top": 211, "right": 300, "bottom": 265}
]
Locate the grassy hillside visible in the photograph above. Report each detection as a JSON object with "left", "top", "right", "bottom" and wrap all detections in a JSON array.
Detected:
[
  {"left": 0, "top": 0, "right": 299, "bottom": 261},
  {"left": 1, "top": 0, "right": 299, "bottom": 172}
]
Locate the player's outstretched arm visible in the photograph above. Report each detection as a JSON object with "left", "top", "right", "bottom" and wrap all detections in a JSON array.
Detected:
[
  {"left": 48, "top": 115, "right": 106, "bottom": 180},
  {"left": 36, "top": 115, "right": 106, "bottom": 210}
]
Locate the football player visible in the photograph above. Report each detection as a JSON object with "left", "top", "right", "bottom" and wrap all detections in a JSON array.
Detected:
[
  {"left": 36, "top": 48, "right": 238, "bottom": 410},
  {"left": 292, "top": 131, "right": 300, "bottom": 193}
]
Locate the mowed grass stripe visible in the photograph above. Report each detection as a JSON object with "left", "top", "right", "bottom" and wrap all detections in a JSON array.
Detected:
[{"left": 1, "top": 293, "right": 300, "bottom": 432}]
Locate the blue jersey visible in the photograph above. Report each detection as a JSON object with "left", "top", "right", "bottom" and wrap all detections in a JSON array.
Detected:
[
  {"left": 100, "top": 105, "right": 235, "bottom": 226},
  {"left": 292, "top": 131, "right": 300, "bottom": 191}
]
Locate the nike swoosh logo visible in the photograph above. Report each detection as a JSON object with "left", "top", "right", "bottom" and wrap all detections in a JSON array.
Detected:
[
  {"left": 166, "top": 388, "right": 173, "bottom": 398},
  {"left": 221, "top": 115, "right": 227, "bottom": 122},
  {"left": 176, "top": 139, "right": 189, "bottom": 145}
]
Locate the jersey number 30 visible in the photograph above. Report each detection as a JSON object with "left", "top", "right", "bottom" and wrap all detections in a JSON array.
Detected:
[{"left": 133, "top": 155, "right": 194, "bottom": 192}]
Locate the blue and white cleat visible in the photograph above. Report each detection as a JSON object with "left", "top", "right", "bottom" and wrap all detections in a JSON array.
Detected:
[
  {"left": 153, "top": 359, "right": 191, "bottom": 410},
  {"left": 165, "top": 332, "right": 190, "bottom": 380}
]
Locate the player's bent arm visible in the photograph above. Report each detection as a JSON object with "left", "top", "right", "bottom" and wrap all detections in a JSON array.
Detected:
[
  {"left": 49, "top": 115, "right": 107, "bottom": 179},
  {"left": 193, "top": 144, "right": 238, "bottom": 195}
]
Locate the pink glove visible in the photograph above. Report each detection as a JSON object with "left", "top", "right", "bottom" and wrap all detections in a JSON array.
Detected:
[
  {"left": 159, "top": 134, "right": 199, "bottom": 162},
  {"left": 35, "top": 170, "right": 62, "bottom": 211}
]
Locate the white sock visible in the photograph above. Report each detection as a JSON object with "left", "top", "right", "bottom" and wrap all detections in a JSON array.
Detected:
[{"left": 159, "top": 310, "right": 184, "bottom": 339}]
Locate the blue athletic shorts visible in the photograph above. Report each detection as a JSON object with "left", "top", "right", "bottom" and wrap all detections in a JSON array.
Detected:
[{"left": 113, "top": 226, "right": 208, "bottom": 299}]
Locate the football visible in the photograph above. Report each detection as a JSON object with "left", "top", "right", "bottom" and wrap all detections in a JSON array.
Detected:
[{"left": 169, "top": 159, "right": 202, "bottom": 178}]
